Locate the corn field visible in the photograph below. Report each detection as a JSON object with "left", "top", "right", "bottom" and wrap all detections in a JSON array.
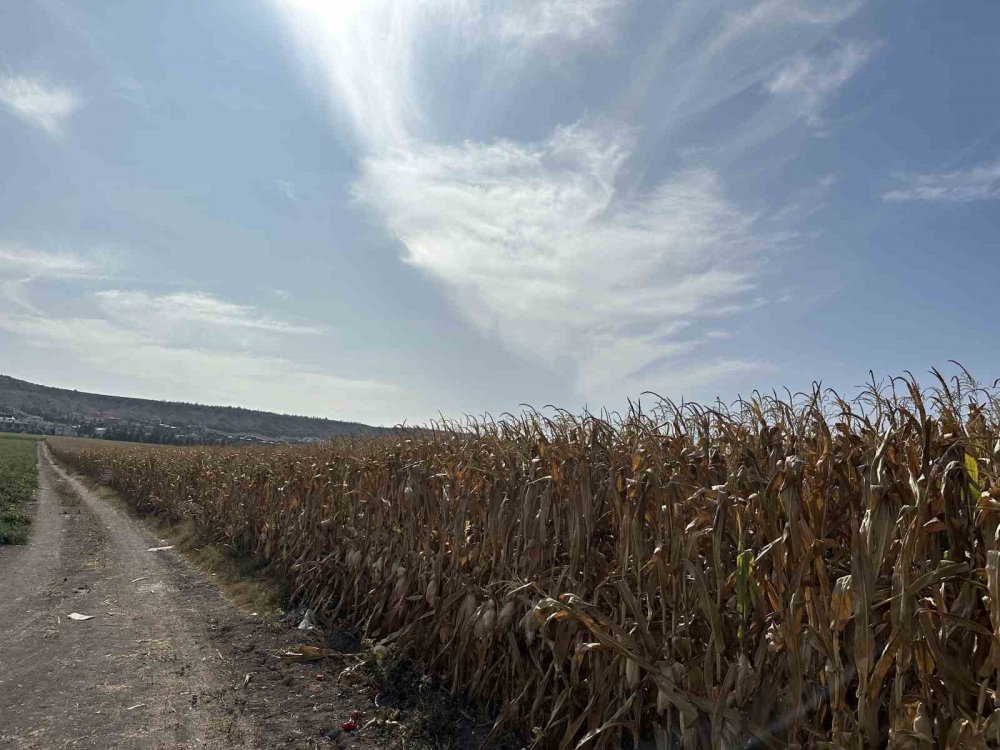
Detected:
[{"left": 48, "top": 371, "right": 1000, "bottom": 749}]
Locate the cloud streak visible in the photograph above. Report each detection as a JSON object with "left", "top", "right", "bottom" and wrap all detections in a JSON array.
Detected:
[
  {"left": 0, "top": 265, "right": 402, "bottom": 419},
  {"left": 883, "top": 160, "right": 1000, "bottom": 203},
  {"left": 0, "top": 76, "right": 79, "bottom": 135},
  {"left": 355, "top": 124, "right": 770, "bottom": 391},
  {"left": 493, "top": 0, "right": 621, "bottom": 45},
  {"left": 271, "top": 0, "right": 622, "bottom": 149},
  {"left": 767, "top": 41, "right": 873, "bottom": 125},
  {"left": 708, "top": 0, "right": 862, "bottom": 56},
  {"left": 0, "top": 312, "right": 400, "bottom": 424},
  {"left": 94, "top": 290, "right": 324, "bottom": 337},
  {"left": 0, "top": 244, "right": 96, "bottom": 278},
  {"left": 0, "top": 243, "right": 407, "bottom": 420},
  {"left": 271, "top": 0, "right": 866, "bottom": 399}
]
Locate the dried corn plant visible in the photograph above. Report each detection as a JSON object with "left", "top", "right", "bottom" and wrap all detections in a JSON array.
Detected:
[{"left": 48, "top": 369, "right": 1000, "bottom": 749}]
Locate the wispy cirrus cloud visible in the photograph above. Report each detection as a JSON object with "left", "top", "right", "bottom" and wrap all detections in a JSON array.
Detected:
[
  {"left": 708, "top": 0, "right": 862, "bottom": 56},
  {"left": 0, "top": 245, "right": 96, "bottom": 315},
  {"left": 0, "top": 243, "right": 115, "bottom": 314},
  {"left": 270, "top": 0, "right": 866, "bottom": 397},
  {"left": 0, "top": 244, "right": 96, "bottom": 278},
  {"left": 767, "top": 41, "right": 873, "bottom": 125},
  {"left": 94, "top": 290, "right": 323, "bottom": 337},
  {"left": 0, "top": 312, "right": 400, "bottom": 424},
  {"left": 355, "top": 124, "right": 770, "bottom": 391},
  {"left": 883, "top": 160, "right": 1000, "bottom": 203},
  {"left": 272, "top": 0, "right": 622, "bottom": 148},
  {"left": 0, "top": 279, "right": 397, "bottom": 422},
  {"left": 0, "top": 76, "right": 79, "bottom": 135},
  {"left": 493, "top": 0, "right": 621, "bottom": 45}
]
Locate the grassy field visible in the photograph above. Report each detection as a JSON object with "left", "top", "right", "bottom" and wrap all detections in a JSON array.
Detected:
[
  {"left": 0, "top": 434, "right": 40, "bottom": 544},
  {"left": 47, "top": 372, "right": 1000, "bottom": 748}
]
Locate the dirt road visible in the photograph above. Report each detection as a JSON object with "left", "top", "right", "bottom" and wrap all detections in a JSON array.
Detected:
[{"left": 0, "top": 445, "right": 378, "bottom": 750}]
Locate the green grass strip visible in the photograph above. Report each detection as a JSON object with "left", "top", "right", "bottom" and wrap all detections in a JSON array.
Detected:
[{"left": 0, "top": 435, "right": 40, "bottom": 544}]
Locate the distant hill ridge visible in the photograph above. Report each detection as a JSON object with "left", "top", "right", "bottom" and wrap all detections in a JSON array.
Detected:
[{"left": 0, "top": 374, "right": 385, "bottom": 441}]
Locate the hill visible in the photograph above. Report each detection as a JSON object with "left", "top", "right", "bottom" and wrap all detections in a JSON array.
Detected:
[{"left": 0, "top": 374, "right": 386, "bottom": 442}]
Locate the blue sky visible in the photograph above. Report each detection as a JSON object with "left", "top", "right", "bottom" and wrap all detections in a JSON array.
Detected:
[{"left": 1, "top": 1, "right": 998, "bottom": 425}]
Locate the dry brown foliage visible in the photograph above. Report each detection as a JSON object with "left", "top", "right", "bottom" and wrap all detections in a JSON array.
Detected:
[{"left": 49, "top": 370, "right": 1000, "bottom": 749}]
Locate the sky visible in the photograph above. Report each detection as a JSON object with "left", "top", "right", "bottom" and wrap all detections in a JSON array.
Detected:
[{"left": 1, "top": 1, "right": 998, "bottom": 426}]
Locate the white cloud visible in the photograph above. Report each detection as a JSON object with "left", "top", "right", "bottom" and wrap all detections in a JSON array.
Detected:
[
  {"left": 0, "top": 313, "right": 400, "bottom": 424},
  {"left": 271, "top": 0, "right": 863, "bottom": 401},
  {"left": 0, "top": 244, "right": 97, "bottom": 278},
  {"left": 613, "top": 3, "right": 870, "bottom": 168},
  {"left": 0, "top": 76, "right": 80, "bottom": 135},
  {"left": 0, "top": 244, "right": 115, "bottom": 315},
  {"left": 494, "top": 0, "right": 621, "bottom": 45},
  {"left": 767, "top": 41, "right": 872, "bottom": 124},
  {"left": 94, "top": 290, "right": 323, "bottom": 337},
  {"left": 0, "top": 281, "right": 400, "bottom": 422},
  {"left": 270, "top": 0, "right": 622, "bottom": 149},
  {"left": 709, "top": 0, "right": 862, "bottom": 56},
  {"left": 274, "top": 179, "right": 296, "bottom": 201},
  {"left": 270, "top": 0, "right": 421, "bottom": 147},
  {"left": 883, "top": 160, "right": 1000, "bottom": 203},
  {"left": 356, "top": 123, "right": 768, "bottom": 391}
]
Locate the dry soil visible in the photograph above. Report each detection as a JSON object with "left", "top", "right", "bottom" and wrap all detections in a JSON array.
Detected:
[{"left": 0, "top": 444, "right": 390, "bottom": 750}]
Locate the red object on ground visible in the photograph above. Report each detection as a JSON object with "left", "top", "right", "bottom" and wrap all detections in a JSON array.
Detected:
[
  {"left": 314, "top": 673, "right": 325, "bottom": 681},
  {"left": 340, "top": 719, "right": 358, "bottom": 732}
]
